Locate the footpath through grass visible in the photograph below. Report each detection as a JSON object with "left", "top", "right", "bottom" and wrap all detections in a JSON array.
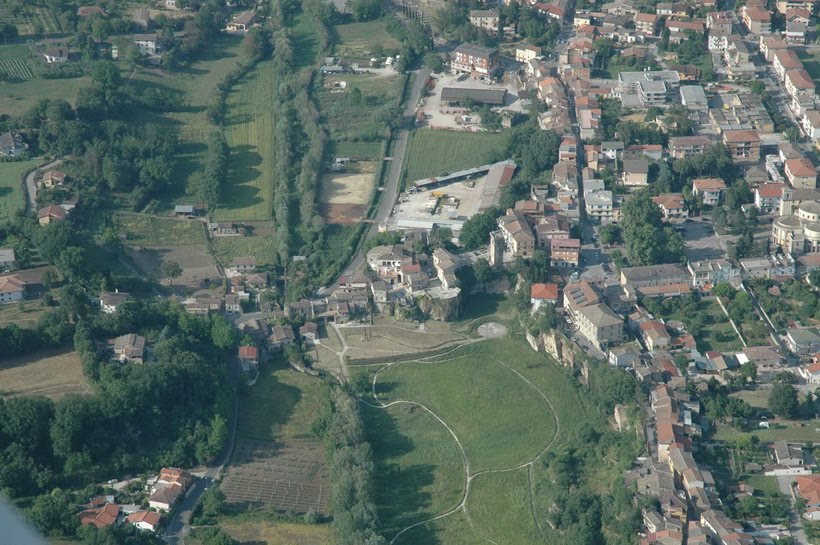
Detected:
[
  {"left": 0, "top": 159, "right": 38, "bottom": 221},
  {"left": 402, "top": 129, "right": 509, "bottom": 183},
  {"left": 365, "top": 336, "right": 605, "bottom": 545}
]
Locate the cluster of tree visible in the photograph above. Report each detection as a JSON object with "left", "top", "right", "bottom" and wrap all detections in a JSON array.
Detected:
[
  {"left": 190, "top": 527, "right": 239, "bottom": 545},
  {"left": 187, "top": 129, "right": 229, "bottom": 211},
  {"left": 459, "top": 208, "right": 502, "bottom": 250},
  {"left": 322, "top": 387, "right": 386, "bottom": 545},
  {"left": 768, "top": 372, "right": 801, "bottom": 419},
  {"left": 750, "top": 278, "right": 820, "bottom": 329},
  {"left": 346, "top": 0, "right": 383, "bottom": 22},
  {"left": 642, "top": 292, "right": 722, "bottom": 342},
  {"left": 383, "top": 15, "right": 433, "bottom": 72},
  {"left": 728, "top": 492, "right": 790, "bottom": 524},
  {"left": 620, "top": 190, "right": 685, "bottom": 266},
  {"left": 0, "top": 301, "right": 231, "bottom": 507}
]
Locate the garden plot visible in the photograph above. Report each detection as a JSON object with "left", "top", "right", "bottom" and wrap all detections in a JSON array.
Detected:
[
  {"left": 221, "top": 439, "right": 330, "bottom": 514},
  {"left": 319, "top": 161, "right": 376, "bottom": 225},
  {"left": 0, "top": 58, "right": 34, "bottom": 80}
]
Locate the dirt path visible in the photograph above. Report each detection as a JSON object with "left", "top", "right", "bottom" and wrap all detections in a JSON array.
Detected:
[{"left": 364, "top": 348, "right": 560, "bottom": 545}]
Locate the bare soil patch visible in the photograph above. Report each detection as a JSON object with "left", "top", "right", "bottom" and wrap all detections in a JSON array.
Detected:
[
  {"left": 318, "top": 202, "right": 367, "bottom": 225},
  {"left": 319, "top": 161, "right": 375, "bottom": 224},
  {"left": 127, "top": 245, "right": 220, "bottom": 289},
  {"left": 221, "top": 439, "right": 330, "bottom": 514},
  {"left": 0, "top": 347, "right": 91, "bottom": 400}
]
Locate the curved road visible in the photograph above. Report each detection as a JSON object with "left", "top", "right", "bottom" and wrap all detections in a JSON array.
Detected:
[
  {"left": 24, "top": 159, "right": 62, "bottom": 214},
  {"left": 338, "top": 66, "right": 431, "bottom": 279}
]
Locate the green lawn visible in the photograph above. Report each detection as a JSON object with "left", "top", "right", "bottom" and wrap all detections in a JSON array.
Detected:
[
  {"left": 113, "top": 212, "right": 206, "bottom": 246},
  {"left": 467, "top": 469, "right": 543, "bottom": 545},
  {"left": 365, "top": 337, "right": 607, "bottom": 545},
  {"left": 0, "top": 75, "right": 90, "bottom": 116},
  {"left": 211, "top": 235, "right": 278, "bottom": 268},
  {"left": 0, "top": 159, "right": 38, "bottom": 221},
  {"left": 402, "top": 130, "right": 509, "bottom": 184},
  {"left": 364, "top": 404, "right": 464, "bottom": 536},
  {"left": 336, "top": 20, "right": 402, "bottom": 60},
  {"left": 714, "top": 419, "right": 820, "bottom": 444},
  {"left": 745, "top": 475, "right": 780, "bottom": 496},
  {"left": 218, "top": 60, "right": 276, "bottom": 221},
  {"left": 292, "top": 12, "right": 321, "bottom": 69},
  {"left": 236, "top": 356, "right": 330, "bottom": 442}
]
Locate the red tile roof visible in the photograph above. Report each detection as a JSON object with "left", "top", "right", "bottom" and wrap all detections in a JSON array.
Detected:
[{"left": 531, "top": 283, "right": 559, "bottom": 300}]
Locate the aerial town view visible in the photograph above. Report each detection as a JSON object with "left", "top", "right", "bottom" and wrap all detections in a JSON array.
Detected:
[{"left": 0, "top": 0, "right": 820, "bottom": 544}]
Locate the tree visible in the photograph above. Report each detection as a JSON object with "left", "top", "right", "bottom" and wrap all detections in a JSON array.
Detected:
[
  {"left": 161, "top": 261, "right": 182, "bottom": 286},
  {"left": 473, "top": 258, "right": 492, "bottom": 287},
  {"left": 749, "top": 80, "right": 765, "bottom": 96},
  {"left": 347, "top": 0, "right": 383, "bottom": 21},
  {"left": 739, "top": 361, "right": 757, "bottom": 383},
  {"left": 460, "top": 212, "right": 498, "bottom": 250},
  {"left": 200, "top": 487, "right": 226, "bottom": 520},
  {"left": 210, "top": 316, "right": 238, "bottom": 351},
  {"left": 769, "top": 381, "right": 799, "bottom": 419},
  {"left": 809, "top": 269, "right": 820, "bottom": 286},
  {"left": 599, "top": 224, "right": 622, "bottom": 246}
]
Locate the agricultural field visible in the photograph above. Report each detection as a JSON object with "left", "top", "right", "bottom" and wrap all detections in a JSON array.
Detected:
[
  {"left": 0, "top": 159, "right": 39, "bottom": 222},
  {"left": 363, "top": 336, "right": 606, "bottom": 545},
  {"left": 222, "top": 357, "right": 332, "bottom": 515},
  {"left": 113, "top": 213, "right": 206, "bottom": 246},
  {"left": 319, "top": 161, "right": 376, "bottom": 225},
  {"left": 0, "top": 298, "right": 50, "bottom": 328},
  {"left": 714, "top": 419, "right": 820, "bottom": 443},
  {"left": 0, "top": 348, "right": 91, "bottom": 400},
  {"left": 0, "top": 52, "right": 34, "bottom": 80},
  {"left": 218, "top": 60, "right": 276, "bottom": 221},
  {"left": 402, "top": 129, "right": 509, "bottom": 184},
  {"left": 335, "top": 20, "right": 402, "bottom": 61},
  {"left": 217, "top": 517, "right": 334, "bottom": 545}
]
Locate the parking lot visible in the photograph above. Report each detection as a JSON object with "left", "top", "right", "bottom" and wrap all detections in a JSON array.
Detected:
[{"left": 680, "top": 219, "right": 728, "bottom": 261}]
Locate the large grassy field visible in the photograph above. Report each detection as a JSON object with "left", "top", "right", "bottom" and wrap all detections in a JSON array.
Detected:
[
  {"left": 216, "top": 517, "right": 334, "bottom": 545},
  {"left": 292, "top": 12, "right": 321, "bottom": 69},
  {"left": 212, "top": 234, "right": 279, "bottom": 268},
  {"left": 0, "top": 159, "right": 39, "bottom": 222},
  {"left": 0, "top": 347, "right": 90, "bottom": 400},
  {"left": 714, "top": 419, "right": 820, "bottom": 444},
  {"left": 364, "top": 336, "right": 605, "bottom": 545},
  {"left": 402, "top": 130, "right": 509, "bottom": 184},
  {"left": 217, "top": 60, "right": 276, "bottom": 221},
  {"left": 336, "top": 20, "right": 402, "bottom": 60},
  {"left": 236, "top": 356, "right": 330, "bottom": 442}
]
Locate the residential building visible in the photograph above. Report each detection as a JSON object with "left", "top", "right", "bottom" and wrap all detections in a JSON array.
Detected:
[
  {"left": 125, "top": 511, "right": 161, "bottom": 532},
  {"left": 785, "top": 157, "right": 817, "bottom": 189},
  {"left": 497, "top": 211, "right": 535, "bottom": 257},
  {"left": 576, "top": 303, "right": 625, "bottom": 350},
  {"left": 551, "top": 238, "right": 581, "bottom": 268},
  {"left": 0, "top": 131, "right": 25, "bottom": 157},
  {"left": 433, "top": 247, "right": 462, "bottom": 289},
  {"left": 739, "top": 254, "right": 796, "bottom": 279},
  {"left": 784, "top": 69, "right": 816, "bottom": 110},
  {"left": 802, "top": 109, "right": 820, "bottom": 143},
  {"left": 563, "top": 280, "right": 602, "bottom": 319},
  {"left": 41, "top": 170, "right": 66, "bottom": 188},
  {"left": 451, "top": 43, "right": 499, "bottom": 77},
  {"left": 652, "top": 194, "right": 687, "bottom": 220},
  {"left": 640, "top": 320, "right": 671, "bottom": 351},
  {"left": 44, "top": 47, "right": 69, "bottom": 64},
  {"left": 469, "top": 9, "right": 500, "bottom": 33},
  {"left": 80, "top": 503, "right": 120, "bottom": 528},
  {"left": 622, "top": 158, "right": 650, "bottom": 186},
  {"left": 800, "top": 361, "right": 820, "bottom": 384},
  {"left": 37, "top": 205, "right": 66, "bottom": 225},
  {"left": 741, "top": 6, "right": 771, "bottom": 34},
  {"left": 755, "top": 183, "right": 787, "bottom": 213},
  {"left": 0, "top": 275, "right": 25, "bottom": 304},
  {"left": 796, "top": 475, "right": 820, "bottom": 521},
  {"left": 774, "top": 49, "right": 804, "bottom": 81},
  {"left": 229, "top": 257, "right": 256, "bottom": 274},
  {"left": 113, "top": 334, "right": 146, "bottom": 363},
  {"left": 634, "top": 13, "right": 657, "bottom": 34},
  {"left": 100, "top": 291, "right": 129, "bottom": 314},
  {"left": 0, "top": 248, "right": 14, "bottom": 269},
  {"left": 531, "top": 283, "right": 559, "bottom": 312},
  {"left": 786, "top": 327, "right": 820, "bottom": 355},
  {"left": 722, "top": 130, "right": 760, "bottom": 162},
  {"left": 133, "top": 33, "right": 162, "bottom": 56},
  {"left": 226, "top": 11, "right": 256, "bottom": 32},
  {"left": 268, "top": 324, "right": 296, "bottom": 350},
  {"left": 776, "top": 0, "right": 817, "bottom": 14},
  {"left": 516, "top": 44, "right": 541, "bottom": 63},
  {"left": 585, "top": 190, "right": 617, "bottom": 223},
  {"left": 688, "top": 259, "right": 739, "bottom": 288},
  {"left": 238, "top": 345, "right": 259, "bottom": 373},
  {"left": 774, "top": 440, "right": 806, "bottom": 467},
  {"left": 148, "top": 468, "right": 193, "bottom": 512},
  {"left": 669, "top": 136, "right": 712, "bottom": 159},
  {"left": 617, "top": 70, "right": 680, "bottom": 107},
  {"left": 609, "top": 345, "right": 642, "bottom": 368},
  {"left": 692, "top": 178, "right": 727, "bottom": 206}
]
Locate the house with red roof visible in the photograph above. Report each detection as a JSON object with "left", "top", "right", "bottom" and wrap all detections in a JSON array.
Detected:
[
  {"left": 530, "top": 283, "right": 559, "bottom": 312},
  {"left": 796, "top": 475, "right": 820, "bottom": 520},
  {"left": 125, "top": 510, "right": 162, "bottom": 532},
  {"left": 80, "top": 503, "right": 121, "bottom": 528}
]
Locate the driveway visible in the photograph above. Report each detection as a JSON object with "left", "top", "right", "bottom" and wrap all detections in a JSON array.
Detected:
[{"left": 24, "top": 158, "right": 61, "bottom": 214}]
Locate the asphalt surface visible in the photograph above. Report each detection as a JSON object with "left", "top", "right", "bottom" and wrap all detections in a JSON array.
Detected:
[
  {"left": 338, "top": 66, "right": 431, "bottom": 279},
  {"left": 24, "top": 158, "right": 61, "bottom": 214}
]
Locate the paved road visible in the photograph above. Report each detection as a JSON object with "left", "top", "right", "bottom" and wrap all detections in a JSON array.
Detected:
[
  {"left": 338, "top": 66, "right": 431, "bottom": 279},
  {"left": 776, "top": 475, "right": 809, "bottom": 545},
  {"left": 163, "top": 386, "right": 239, "bottom": 545},
  {"left": 24, "top": 158, "right": 61, "bottom": 214}
]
